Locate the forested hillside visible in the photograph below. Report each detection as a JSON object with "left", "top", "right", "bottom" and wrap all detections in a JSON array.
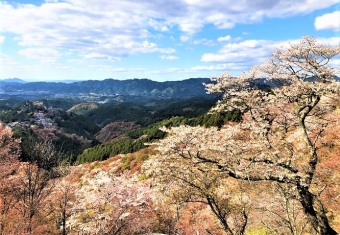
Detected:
[
  {"left": 68, "top": 97, "right": 220, "bottom": 126},
  {"left": 0, "top": 96, "right": 234, "bottom": 164},
  {"left": 76, "top": 109, "right": 241, "bottom": 164},
  {"left": 0, "top": 37, "right": 339, "bottom": 234}
]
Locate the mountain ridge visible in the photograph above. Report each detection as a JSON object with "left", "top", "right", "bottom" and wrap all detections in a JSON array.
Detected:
[{"left": 0, "top": 77, "right": 213, "bottom": 101}]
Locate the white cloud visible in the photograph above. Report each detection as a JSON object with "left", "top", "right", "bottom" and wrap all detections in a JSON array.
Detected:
[
  {"left": 0, "top": 1, "right": 176, "bottom": 61},
  {"left": 67, "top": 59, "right": 84, "bottom": 63},
  {"left": 191, "top": 64, "right": 229, "bottom": 71},
  {"left": 217, "top": 35, "right": 231, "bottom": 42},
  {"left": 166, "top": 68, "right": 186, "bottom": 73},
  {"left": 0, "top": 54, "right": 18, "bottom": 70},
  {"left": 201, "top": 36, "right": 340, "bottom": 74},
  {"left": 201, "top": 39, "right": 286, "bottom": 72},
  {"left": 0, "top": 54, "right": 43, "bottom": 76},
  {"left": 2, "top": 0, "right": 335, "bottom": 43},
  {"left": 56, "top": 65, "right": 72, "bottom": 70},
  {"left": 180, "top": 36, "right": 190, "bottom": 42},
  {"left": 18, "top": 48, "right": 61, "bottom": 60},
  {"left": 318, "top": 37, "right": 340, "bottom": 45},
  {"left": 84, "top": 53, "right": 121, "bottom": 61},
  {"left": 156, "top": 35, "right": 340, "bottom": 77},
  {"left": 159, "top": 55, "right": 179, "bottom": 60},
  {"left": 315, "top": 11, "right": 340, "bottom": 31},
  {"left": 329, "top": 58, "right": 340, "bottom": 68},
  {"left": 163, "top": 63, "right": 247, "bottom": 74},
  {"left": 193, "top": 38, "right": 215, "bottom": 46},
  {"left": 0, "top": 36, "right": 4, "bottom": 43},
  {"left": 91, "top": 65, "right": 147, "bottom": 73},
  {"left": 139, "top": 41, "right": 176, "bottom": 54},
  {"left": 40, "top": 58, "right": 59, "bottom": 64},
  {"left": 201, "top": 39, "right": 280, "bottom": 66},
  {"left": 0, "top": 0, "right": 338, "bottom": 66},
  {"left": 178, "top": 0, "right": 338, "bottom": 33}
]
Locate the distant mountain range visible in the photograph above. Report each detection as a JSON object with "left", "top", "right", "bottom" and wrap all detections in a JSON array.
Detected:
[
  {"left": 0, "top": 78, "right": 27, "bottom": 84},
  {"left": 2, "top": 76, "right": 338, "bottom": 102},
  {"left": 0, "top": 78, "right": 214, "bottom": 102}
]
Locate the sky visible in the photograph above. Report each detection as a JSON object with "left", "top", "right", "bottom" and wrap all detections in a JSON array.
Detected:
[{"left": 0, "top": 0, "right": 339, "bottom": 82}]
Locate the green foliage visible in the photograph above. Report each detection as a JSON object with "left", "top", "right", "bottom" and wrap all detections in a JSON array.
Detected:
[
  {"left": 0, "top": 105, "right": 30, "bottom": 122},
  {"left": 12, "top": 100, "right": 35, "bottom": 113},
  {"left": 120, "top": 149, "right": 152, "bottom": 171},
  {"left": 67, "top": 102, "right": 99, "bottom": 115},
  {"left": 76, "top": 138, "right": 145, "bottom": 164},
  {"left": 136, "top": 153, "right": 149, "bottom": 162},
  {"left": 136, "top": 97, "right": 219, "bottom": 126},
  {"left": 12, "top": 125, "right": 92, "bottom": 165},
  {"left": 138, "top": 173, "right": 148, "bottom": 181},
  {"left": 0, "top": 99, "right": 99, "bottom": 142},
  {"left": 54, "top": 134, "right": 84, "bottom": 157},
  {"left": 39, "top": 98, "right": 80, "bottom": 111},
  {"left": 80, "top": 102, "right": 152, "bottom": 127},
  {"left": 88, "top": 161, "right": 103, "bottom": 170},
  {"left": 12, "top": 127, "right": 37, "bottom": 162},
  {"left": 53, "top": 112, "right": 100, "bottom": 138},
  {"left": 0, "top": 98, "right": 24, "bottom": 111},
  {"left": 74, "top": 97, "right": 218, "bottom": 127},
  {"left": 120, "top": 155, "right": 133, "bottom": 170},
  {"left": 2, "top": 97, "right": 242, "bottom": 166},
  {"left": 76, "top": 108, "right": 242, "bottom": 164}
]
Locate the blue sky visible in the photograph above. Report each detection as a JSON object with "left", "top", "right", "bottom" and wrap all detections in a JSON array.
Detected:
[{"left": 0, "top": 0, "right": 339, "bottom": 82}]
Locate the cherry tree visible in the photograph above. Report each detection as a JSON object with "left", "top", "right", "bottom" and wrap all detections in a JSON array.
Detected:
[
  {"left": 146, "top": 36, "right": 340, "bottom": 234},
  {"left": 144, "top": 126, "right": 250, "bottom": 234},
  {"left": 68, "top": 168, "right": 154, "bottom": 234},
  {"left": 0, "top": 123, "right": 60, "bottom": 234},
  {"left": 52, "top": 170, "right": 77, "bottom": 235},
  {"left": 0, "top": 123, "right": 21, "bottom": 234},
  {"left": 260, "top": 183, "right": 310, "bottom": 235},
  {"left": 0, "top": 122, "right": 21, "bottom": 177},
  {"left": 11, "top": 163, "right": 56, "bottom": 234}
]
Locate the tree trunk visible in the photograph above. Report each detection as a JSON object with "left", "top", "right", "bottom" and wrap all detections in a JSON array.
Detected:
[
  {"left": 297, "top": 186, "right": 337, "bottom": 235},
  {"left": 206, "top": 197, "right": 234, "bottom": 235},
  {"left": 62, "top": 209, "right": 66, "bottom": 235}
]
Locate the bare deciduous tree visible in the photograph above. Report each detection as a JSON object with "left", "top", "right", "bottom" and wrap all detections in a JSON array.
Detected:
[{"left": 12, "top": 163, "right": 55, "bottom": 234}]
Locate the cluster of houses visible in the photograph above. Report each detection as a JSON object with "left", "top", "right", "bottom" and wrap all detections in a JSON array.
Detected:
[
  {"left": 7, "top": 101, "right": 61, "bottom": 129},
  {"left": 8, "top": 111, "right": 54, "bottom": 129}
]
